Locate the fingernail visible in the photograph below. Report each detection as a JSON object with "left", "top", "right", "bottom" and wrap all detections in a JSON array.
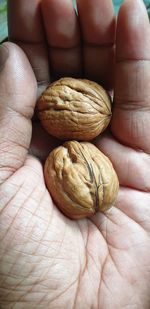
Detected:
[{"left": 0, "top": 44, "right": 9, "bottom": 72}]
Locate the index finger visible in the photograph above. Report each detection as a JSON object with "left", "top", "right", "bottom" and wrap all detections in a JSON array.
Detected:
[{"left": 8, "top": 0, "right": 50, "bottom": 84}]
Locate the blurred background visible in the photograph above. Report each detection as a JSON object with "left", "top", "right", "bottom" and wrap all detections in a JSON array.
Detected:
[{"left": 1, "top": 0, "right": 150, "bottom": 43}]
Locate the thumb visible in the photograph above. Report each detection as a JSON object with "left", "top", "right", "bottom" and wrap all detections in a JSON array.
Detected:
[{"left": 0, "top": 42, "right": 37, "bottom": 184}]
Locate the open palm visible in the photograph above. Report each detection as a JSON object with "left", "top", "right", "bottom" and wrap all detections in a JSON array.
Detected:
[{"left": 0, "top": 0, "right": 150, "bottom": 308}]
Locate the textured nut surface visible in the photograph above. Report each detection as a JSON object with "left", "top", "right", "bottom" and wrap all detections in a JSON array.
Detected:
[
  {"left": 44, "top": 141, "right": 119, "bottom": 219},
  {"left": 37, "top": 77, "right": 111, "bottom": 141}
]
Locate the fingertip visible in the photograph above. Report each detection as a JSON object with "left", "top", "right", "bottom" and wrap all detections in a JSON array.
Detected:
[
  {"left": 8, "top": 0, "right": 43, "bottom": 42},
  {"left": 76, "top": 0, "right": 116, "bottom": 44},
  {"left": 119, "top": 0, "right": 149, "bottom": 19},
  {"left": 41, "top": 0, "right": 80, "bottom": 48},
  {"left": 117, "top": 0, "right": 150, "bottom": 60},
  {"left": 0, "top": 43, "right": 9, "bottom": 72},
  {"left": 2, "top": 42, "right": 37, "bottom": 87},
  {"left": 0, "top": 42, "right": 37, "bottom": 117}
]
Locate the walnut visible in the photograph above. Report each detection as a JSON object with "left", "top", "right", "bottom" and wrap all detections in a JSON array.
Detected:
[
  {"left": 37, "top": 77, "right": 111, "bottom": 141},
  {"left": 44, "top": 141, "right": 119, "bottom": 219}
]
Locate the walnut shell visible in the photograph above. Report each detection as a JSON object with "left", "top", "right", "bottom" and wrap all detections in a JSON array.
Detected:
[
  {"left": 37, "top": 77, "right": 111, "bottom": 141},
  {"left": 44, "top": 141, "right": 119, "bottom": 219}
]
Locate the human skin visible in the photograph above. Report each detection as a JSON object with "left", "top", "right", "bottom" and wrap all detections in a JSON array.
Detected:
[{"left": 0, "top": 0, "right": 150, "bottom": 308}]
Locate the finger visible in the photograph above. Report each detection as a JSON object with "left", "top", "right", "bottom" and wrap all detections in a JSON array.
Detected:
[
  {"left": 95, "top": 133, "right": 150, "bottom": 192},
  {"left": 0, "top": 43, "right": 37, "bottom": 184},
  {"left": 112, "top": 0, "right": 150, "bottom": 153},
  {"left": 8, "top": 0, "right": 50, "bottom": 83},
  {"left": 76, "top": 0, "right": 116, "bottom": 88},
  {"left": 41, "top": 0, "right": 82, "bottom": 78}
]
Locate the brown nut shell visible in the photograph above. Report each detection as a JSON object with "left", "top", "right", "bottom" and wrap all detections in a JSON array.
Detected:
[
  {"left": 37, "top": 77, "right": 111, "bottom": 141},
  {"left": 44, "top": 141, "right": 119, "bottom": 219}
]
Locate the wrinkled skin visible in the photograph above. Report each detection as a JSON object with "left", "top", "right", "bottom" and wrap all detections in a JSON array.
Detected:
[{"left": 0, "top": 0, "right": 150, "bottom": 308}]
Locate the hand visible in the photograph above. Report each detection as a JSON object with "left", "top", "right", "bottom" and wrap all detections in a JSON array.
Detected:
[{"left": 0, "top": 0, "right": 150, "bottom": 308}]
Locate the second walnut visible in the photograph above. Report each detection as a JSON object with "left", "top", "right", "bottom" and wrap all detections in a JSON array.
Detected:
[{"left": 37, "top": 77, "right": 112, "bottom": 141}]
